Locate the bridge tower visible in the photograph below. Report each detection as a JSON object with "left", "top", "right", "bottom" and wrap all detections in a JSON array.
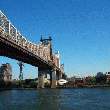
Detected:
[{"left": 38, "top": 35, "right": 57, "bottom": 88}]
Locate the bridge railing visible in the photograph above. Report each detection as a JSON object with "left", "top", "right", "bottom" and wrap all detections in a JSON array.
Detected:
[
  {"left": 0, "top": 10, "right": 62, "bottom": 71},
  {"left": 0, "top": 10, "right": 45, "bottom": 59}
]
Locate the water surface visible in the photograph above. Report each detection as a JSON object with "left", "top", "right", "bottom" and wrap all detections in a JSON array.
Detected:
[{"left": 0, "top": 88, "right": 110, "bottom": 110}]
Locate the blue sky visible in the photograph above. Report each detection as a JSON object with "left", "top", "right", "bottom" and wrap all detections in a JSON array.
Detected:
[{"left": 0, "top": 0, "right": 110, "bottom": 79}]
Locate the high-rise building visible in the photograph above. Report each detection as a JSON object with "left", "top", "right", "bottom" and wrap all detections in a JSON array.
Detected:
[{"left": 0, "top": 63, "right": 12, "bottom": 81}]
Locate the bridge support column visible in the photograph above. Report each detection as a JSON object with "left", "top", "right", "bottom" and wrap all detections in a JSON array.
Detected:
[
  {"left": 51, "top": 68, "right": 57, "bottom": 88},
  {"left": 45, "top": 73, "right": 47, "bottom": 78},
  {"left": 59, "top": 73, "right": 62, "bottom": 80},
  {"left": 37, "top": 68, "right": 45, "bottom": 88}
]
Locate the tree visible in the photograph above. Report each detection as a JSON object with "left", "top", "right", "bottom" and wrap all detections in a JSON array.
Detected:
[
  {"left": 0, "top": 80, "right": 5, "bottom": 88},
  {"left": 86, "top": 76, "right": 96, "bottom": 84},
  {"left": 95, "top": 75, "right": 107, "bottom": 83},
  {"left": 89, "top": 78, "right": 96, "bottom": 83},
  {"left": 5, "top": 81, "right": 12, "bottom": 88},
  {"left": 29, "top": 81, "right": 37, "bottom": 88},
  {"left": 12, "top": 80, "right": 22, "bottom": 88},
  {"left": 88, "top": 78, "right": 96, "bottom": 85}
]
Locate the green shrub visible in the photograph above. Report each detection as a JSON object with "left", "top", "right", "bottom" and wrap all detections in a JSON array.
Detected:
[{"left": 29, "top": 81, "right": 37, "bottom": 88}]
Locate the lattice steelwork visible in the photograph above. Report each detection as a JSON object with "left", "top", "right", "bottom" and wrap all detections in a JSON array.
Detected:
[{"left": 0, "top": 10, "right": 62, "bottom": 71}]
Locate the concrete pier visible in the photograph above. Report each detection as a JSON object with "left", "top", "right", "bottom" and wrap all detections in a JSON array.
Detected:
[
  {"left": 59, "top": 73, "right": 62, "bottom": 80},
  {"left": 38, "top": 68, "right": 45, "bottom": 88},
  {"left": 51, "top": 67, "right": 57, "bottom": 88},
  {"left": 45, "top": 73, "right": 47, "bottom": 78}
]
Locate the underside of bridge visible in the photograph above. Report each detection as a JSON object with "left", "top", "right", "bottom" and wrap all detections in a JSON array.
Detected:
[
  {"left": 0, "top": 10, "right": 66, "bottom": 88},
  {"left": 0, "top": 36, "right": 53, "bottom": 70},
  {"left": 0, "top": 36, "right": 63, "bottom": 88}
]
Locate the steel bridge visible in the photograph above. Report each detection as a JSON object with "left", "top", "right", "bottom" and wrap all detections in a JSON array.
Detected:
[{"left": 0, "top": 10, "right": 66, "bottom": 88}]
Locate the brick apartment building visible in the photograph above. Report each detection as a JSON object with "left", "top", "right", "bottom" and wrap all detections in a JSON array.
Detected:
[{"left": 0, "top": 63, "right": 12, "bottom": 81}]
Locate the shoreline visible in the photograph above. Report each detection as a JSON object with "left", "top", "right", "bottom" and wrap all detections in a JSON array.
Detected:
[{"left": 1, "top": 85, "right": 110, "bottom": 90}]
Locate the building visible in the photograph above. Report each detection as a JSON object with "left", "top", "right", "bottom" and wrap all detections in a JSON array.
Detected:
[
  {"left": 67, "top": 78, "right": 76, "bottom": 86},
  {"left": 106, "top": 74, "right": 110, "bottom": 81},
  {"left": 85, "top": 76, "right": 93, "bottom": 82},
  {"left": 67, "top": 78, "right": 75, "bottom": 82},
  {"left": 57, "top": 79, "right": 68, "bottom": 85},
  {"left": 96, "top": 72, "right": 103, "bottom": 77},
  {"left": 105, "top": 72, "right": 110, "bottom": 81},
  {"left": 0, "top": 63, "right": 12, "bottom": 81},
  {"left": 106, "top": 72, "right": 110, "bottom": 74}
]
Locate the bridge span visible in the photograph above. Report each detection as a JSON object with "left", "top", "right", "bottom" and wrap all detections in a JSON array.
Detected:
[{"left": 0, "top": 10, "right": 67, "bottom": 88}]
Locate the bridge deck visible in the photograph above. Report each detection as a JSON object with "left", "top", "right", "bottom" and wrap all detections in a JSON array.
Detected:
[{"left": 0, "top": 10, "right": 64, "bottom": 74}]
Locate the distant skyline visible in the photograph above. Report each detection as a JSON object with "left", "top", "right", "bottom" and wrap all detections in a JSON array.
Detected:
[{"left": 0, "top": 0, "right": 110, "bottom": 79}]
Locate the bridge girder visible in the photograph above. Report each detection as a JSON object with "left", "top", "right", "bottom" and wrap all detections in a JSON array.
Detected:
[{"left": 0, "top": 36, "right": 53, "bottom": 70}]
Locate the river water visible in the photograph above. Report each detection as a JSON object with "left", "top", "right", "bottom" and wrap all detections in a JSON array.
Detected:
[{"left": 0, "top": 88, "right": 110, "bottom": 110}]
